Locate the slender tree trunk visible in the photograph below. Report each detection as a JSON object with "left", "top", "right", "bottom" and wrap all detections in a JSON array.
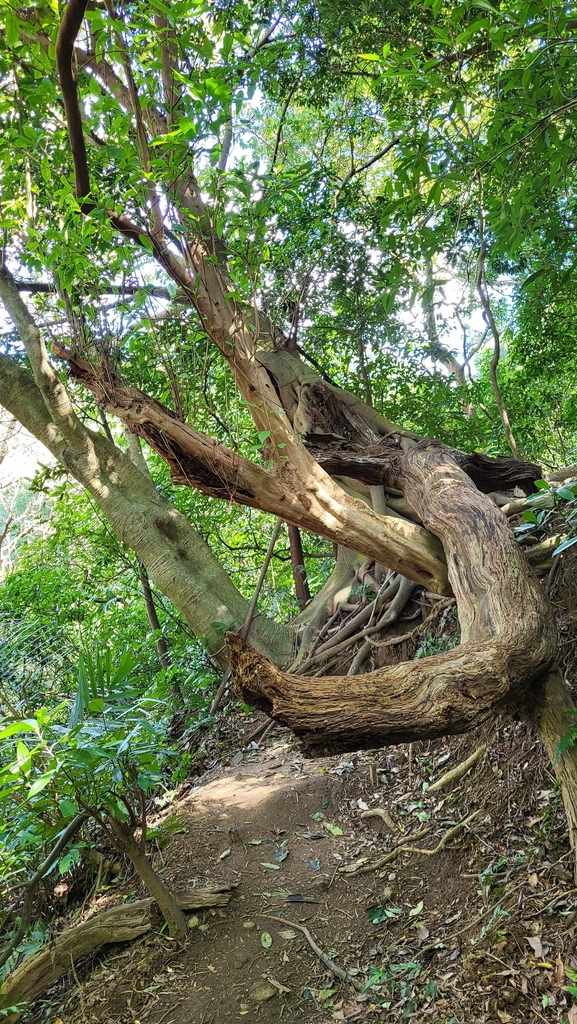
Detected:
[
  {"left": 109, "top": 821, "right": 187, "bottom": 941},
  {"left": 0, "top": 353, "right": 293, "bottom": 665},
  {"left": 288, "top": 524, "right": 311, "bottom": 607},
  {"left": 138, "top": 561, "right": 171, "bottom": 671},
  {"left": 530, "top": 669, "right": 577, "bottom": 879}
]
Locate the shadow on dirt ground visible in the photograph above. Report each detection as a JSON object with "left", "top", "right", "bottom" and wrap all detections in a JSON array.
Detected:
[{"left": 22, "top": 705, "right": 577, "bottom": 1024}]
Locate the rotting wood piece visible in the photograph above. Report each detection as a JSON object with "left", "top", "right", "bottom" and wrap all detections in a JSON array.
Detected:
[
  {"left": 305, "top": 435, "right": 541, "bottom": 495},
  {"left": 0, "top": 886, "right": 235, "bottom": 1018},
  {"left": 228, "top": 441, "right": 557, "bottom": 755}
]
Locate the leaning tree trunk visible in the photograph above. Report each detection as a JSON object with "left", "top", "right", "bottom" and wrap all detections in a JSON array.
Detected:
[
  {"left": 228, "top": 439, "right": 577, "bottom": 878},
  {"left": 228, "top": 439, "right": 557, "bottom": 751},
  {"left": 0, "top": 350, "right": 293, "bottom": 665}
]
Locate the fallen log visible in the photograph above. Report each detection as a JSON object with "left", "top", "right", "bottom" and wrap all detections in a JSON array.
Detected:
[{"left": 0, "top": 885, "right": 235, "bottom": 1018}]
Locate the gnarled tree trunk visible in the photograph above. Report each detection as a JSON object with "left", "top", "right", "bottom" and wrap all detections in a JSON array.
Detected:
[{"left": 228, "top": 439, "right": 557, "bottom": 752}]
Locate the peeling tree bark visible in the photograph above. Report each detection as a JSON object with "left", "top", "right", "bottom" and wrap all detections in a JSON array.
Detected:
[{"left": 49, "top": 339, "right": 451, "bottom": 595}]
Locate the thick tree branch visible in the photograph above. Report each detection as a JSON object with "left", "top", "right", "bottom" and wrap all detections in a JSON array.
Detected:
[
  {"left": 50, "top": 339, "right": 450, "bottom": 592},
  {"left": 228, "top": 441, "right": 557, "bottom": 753},
  {"left": 13, "top": 281, "right": 171, "bottom": 299}
]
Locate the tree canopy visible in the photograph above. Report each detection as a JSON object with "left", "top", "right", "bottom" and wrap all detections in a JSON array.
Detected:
[{"left": 2, "top": 0, "right": 577, "bottom": 1005}]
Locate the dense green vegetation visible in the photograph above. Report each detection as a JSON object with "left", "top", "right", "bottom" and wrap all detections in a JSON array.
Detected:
[{"left": 1, "top": 0, "right": 577, "bottom": 1005}]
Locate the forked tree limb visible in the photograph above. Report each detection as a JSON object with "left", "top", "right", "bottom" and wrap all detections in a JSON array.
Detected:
[
  {"left": 228, "top": 441, "right": 557, "bottom": 754},
  {"left": 49, "top": 340, "right": 450, "bottom": 593}
]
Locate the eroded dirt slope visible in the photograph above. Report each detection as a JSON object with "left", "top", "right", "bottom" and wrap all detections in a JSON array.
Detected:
[{"left": 29, "top": 709, "right": 577, "bottom": 1024}]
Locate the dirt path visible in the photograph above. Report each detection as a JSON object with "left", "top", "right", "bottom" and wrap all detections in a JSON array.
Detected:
[{"left": 32, "top": 716, "right": 577, "bottom": 1024}]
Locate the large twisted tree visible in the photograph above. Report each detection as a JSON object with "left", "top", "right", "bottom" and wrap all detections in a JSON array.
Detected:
[{"left": 1, "top": 0, "right": 577, "bottom": 867}]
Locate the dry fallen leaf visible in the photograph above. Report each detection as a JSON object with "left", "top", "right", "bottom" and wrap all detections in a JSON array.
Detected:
[
  {"left": 525, "top": 935, "right": 543, "bottom": 959},
  {"left": 266, "top": 975, "right": 291, "bottom": 993}
]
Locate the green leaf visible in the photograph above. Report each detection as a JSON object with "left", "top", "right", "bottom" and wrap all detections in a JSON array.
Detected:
[
  {"left": 556, "top": 486, "right": 577, "bottom": 502},
  {"left": 322, "top": 822, "right": 343, "bottom": 836},
  {"left": 16, "top": 741, "right": 30, "bottom": 768},
  {"left": 28, "top": 770, "right": 57, "bottom": 798},
  {"left": 260, "top": 931, "right": 273, "bottom": 947},
  {"left": 4, "top": 9, "right": 19, "bottom": 46},
  {"left": 553, "top": 535, "right": 577, "bottom": 557},
  {"left": 0, "top": 721, "right": 37, "bottom": 740},
  {"left": 59, "top": 798, "right": 78, "bottom": 818}
]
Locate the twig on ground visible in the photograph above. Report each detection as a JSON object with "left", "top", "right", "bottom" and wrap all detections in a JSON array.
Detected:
[{"left": 259, "top": 914, "right": 364, "bottom": 992}]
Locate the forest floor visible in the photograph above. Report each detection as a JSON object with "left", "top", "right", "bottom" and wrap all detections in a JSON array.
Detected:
[
  {"left": 23, "top": 706, "right": 577, "bottom": 1024},
  {"left": 16, "top": 546, "right": 577, "bottom": 1024}
]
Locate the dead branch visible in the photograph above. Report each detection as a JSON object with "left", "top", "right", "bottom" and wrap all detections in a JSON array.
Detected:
[
  {"left": 259, "top": 914, "right": 364, "bottom": 992},
  {"left": 0, "top": 886, "right": 235, "bottom": 1016},
  {"left": 0, "top": 812, "right": 90, "bottom": 973}
]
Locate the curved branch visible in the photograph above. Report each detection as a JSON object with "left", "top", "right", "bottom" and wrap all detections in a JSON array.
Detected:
[{"left": 228, "top": 441, "right": 557, "bottom": 754}]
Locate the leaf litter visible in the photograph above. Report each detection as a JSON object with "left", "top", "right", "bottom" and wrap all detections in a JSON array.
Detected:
[{"left": 48, "top": 710, "right": 577, "bottom": 1024}]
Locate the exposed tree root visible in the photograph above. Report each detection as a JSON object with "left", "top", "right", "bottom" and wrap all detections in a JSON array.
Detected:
[
  {"left": 0, "top": 886, "right": 235, "bottom": 1019},
  {"left": 347, "top": 576, "right": 414, "bottom": 675},
  {"left": 289, "top": 548, "right": 363, "bottom": 668},
  {"left": 259, "top": 914, "right": 364, "bottom": 992},
  {"left": 297, "top": 574, "right": 403, "bottom": 672},
  {"left": 339, "top": 826, "right": 433, "bottom": 875},
  {"left": 340, "top": 811, "right": 480, "bottom": 877},
  {"left": 427, "top": 745, "right": 487, "bottom": 793},
  {"left": 360, "top": 808, "right": 397, "bottom": 831},
  {"left": 228, "top": 442, "right": 557, "bottom": 755}
]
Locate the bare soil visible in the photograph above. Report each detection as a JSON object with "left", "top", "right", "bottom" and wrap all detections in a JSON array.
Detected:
[{"left": 21, "top": 707, "right": 577, "bottom": 1024}]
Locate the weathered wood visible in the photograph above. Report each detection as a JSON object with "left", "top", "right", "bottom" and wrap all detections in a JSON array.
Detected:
[
  {"left": 228, "top": 440, "right": 557, "bottom": 754},
  {"left": 305, "top": 436, "right": 541, "bottom": 495},
  {"left": 0, "top": 886, "right": 235, "bottom": 1016},
  {"left": 529, "top": 670, "right": 577, "bottom": 880},
  {"left": 52, "top": 341, "right": 450, "bottom": 594}
]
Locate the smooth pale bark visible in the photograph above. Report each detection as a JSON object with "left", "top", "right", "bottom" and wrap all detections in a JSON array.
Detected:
[
  {"left": 228, "top": 441, "right": 557, "bottom": 753},
  {"left": 0, "top": 352, "right": 291, "bottom": 663}
]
